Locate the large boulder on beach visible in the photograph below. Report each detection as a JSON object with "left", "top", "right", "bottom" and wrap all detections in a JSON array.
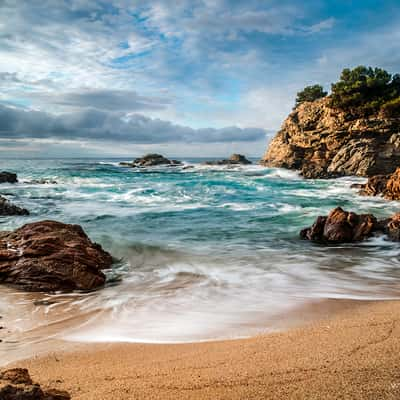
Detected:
[
  {"left": 203, "top": 154, "right": 252, "bottom": 166},
  {"left": 0, "top": 195, "right": 29, "bottom": 216},
  {"left": 0, "top": 368, "right": 70, "bottom": 399},
  {"left": 0, "top": 172, "right": 18, "bottom": 184},
  {"left": 260, "top": 97, "right": 400, "bottom": 178},
  {"left": 300, "top": 207, "right": 378, "bottom": 243},
  {"left": 120, "top": 154, "right": 182, "bottom": 167},
  {"left": 0, "top": 220, "right": 112, "bottom": 292}
]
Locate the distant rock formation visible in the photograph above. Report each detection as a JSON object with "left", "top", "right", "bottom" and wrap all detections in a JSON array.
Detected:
[
  {"left": 0, "top": 172, "right": 18, "bottom": 184},
  {"left": 0, "top": 195, "right": 29, "bottom": 216},
  {"left": 120, "top": 154, "right": 182, "bottom": 167},
  {"left": 0, "top": 220, "right": 112, "bottom": 292},
  {"left": 203, "top": 154, "right": 252, "bottom": 166},
  {"left": 261, "top": 97, "right": 400, "bottom": 178},
  {"left": 354, "top": 167, "right": 400, "bottom": 200},
  {"left": 300, "top": 207, "right": 400, "bottom": 243},
  {"left": 0, "top": 368, "right": 70, "bottom": 399}
]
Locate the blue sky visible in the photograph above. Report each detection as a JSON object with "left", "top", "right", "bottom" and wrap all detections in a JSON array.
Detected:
[{"left": 0, "top": 0, "right": 400, "bottom": 157}]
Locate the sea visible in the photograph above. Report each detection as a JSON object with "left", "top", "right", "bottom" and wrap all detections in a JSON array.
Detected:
[{"left": 0, "top": 157, "right": 399, "bottom": 361}]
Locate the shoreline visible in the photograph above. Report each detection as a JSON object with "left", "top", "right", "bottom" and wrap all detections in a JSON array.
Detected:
[
  {"left": 6, "top": 299, "right": 400, "bottom": 399},
  {"left": 1, "top": 297, "right": 379, "bottom": 366}
]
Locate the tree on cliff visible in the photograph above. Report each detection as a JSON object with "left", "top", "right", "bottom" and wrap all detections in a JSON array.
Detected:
[
  {"left": 295, "top": 85, "right": 327, "bottom": 107},
  {"left": 330, "top": 66, "right": 400, "bottom": 117}
]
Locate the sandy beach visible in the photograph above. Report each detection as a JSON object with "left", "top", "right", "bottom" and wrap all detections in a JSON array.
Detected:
[{"left": 6, "top": 299, "right": 400, "bottom": 400}]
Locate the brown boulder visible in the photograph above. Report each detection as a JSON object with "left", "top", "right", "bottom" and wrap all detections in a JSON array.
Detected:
[
  {"left": 356, "top": 167, "right": 400, "bottom": 200},
  {"left": 0, "top": 368, "right": 70, "bottom": 399},
  {"left": 300, "top": 207, "right": 377, "bottom": 243},
  {"left": 0, "top": 220, "right": 112, "bottom": 292}
]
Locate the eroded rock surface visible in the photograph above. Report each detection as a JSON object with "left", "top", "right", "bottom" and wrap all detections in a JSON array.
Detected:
[
  {"left": 0, "top": 368, "right": 70, "bottom": 399},
  {"left": 301, "top": 207, "right": 400, "bottom": 243},
  {"left": 0, "top": 220, "right": 112, "bottom": 291},
  {"left": 261, "top": 97, "right": 400, "bottom": 178},
  {"left": 0, "top": 195, "right": 29, "bottom": 216},
  {"left": 355, "top": 167, "right": 400, "bottom": 200},
  {"left": 300, "top": 207, "right": 377, "bottom": 243}
]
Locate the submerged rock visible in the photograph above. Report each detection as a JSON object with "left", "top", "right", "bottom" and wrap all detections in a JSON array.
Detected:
[
  {"left": 301, "top": 207, "right": 400, "bottom": 243},
  {"left": 356, "top": 167, "right": 400, "bottom": 200},
  {"left": 261, "top": 97, "right": 400, "bottom": 178},
  {"left": 0, "top": 172, "right": 18, "bottom": 184},
  {"left": 0, "top": 368, "right": 70, "bottom": 399},
  {"left": 0, "top": 220, "right": 112, "bottom": 292},
  {"left": 29, "top": 179, "right": 58, "bottom": 185},
  {"left": 120, "top": 154, "right": 182, "bottom": 168},
  {"left": 203, "top": 154, "right": 252, "bottom": 166},
  {"left": 0, "top": 195, "right": 29, "bottom": 216}
]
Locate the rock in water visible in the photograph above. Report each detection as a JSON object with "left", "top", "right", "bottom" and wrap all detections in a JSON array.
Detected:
[
  {"left": 356, "top": 167, "right": 400, "bottom": 200},
  {"left": 261, "top": 97, "right": 400, "bottom": 178},
  {"left": 120, "top": 154, "right": 182, "bottom": 167},
  {"left": 203, "top": 154, "right": 252, "bottom": 166},
  {"left": 0, "top": 172, "right": 18, "bottom": 184},
  {"left": 300, "top": 207, "right": 377, "bottom": 243},
  {"left": 0, "top": 220, "right": 112, "bottom": 291},
  {"left": 0, "top": 195, "right": 29, "bottom": 216},
  {"left": 0, "top": 368, "right": 70, "bottom": 399}
]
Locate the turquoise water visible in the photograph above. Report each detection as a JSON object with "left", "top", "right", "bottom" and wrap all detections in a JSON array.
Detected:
[{"left": 0, "top": 158, "right": 399, "bottom": 347}]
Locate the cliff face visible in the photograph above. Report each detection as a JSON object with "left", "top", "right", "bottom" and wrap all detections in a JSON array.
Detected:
[{"left": 260, "top": 97, "right": 400, "bottom": 178}]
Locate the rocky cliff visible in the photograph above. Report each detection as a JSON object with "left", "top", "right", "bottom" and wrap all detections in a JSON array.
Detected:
[{"left": 260, "top": 97, "right": 400, "bottom": 178}]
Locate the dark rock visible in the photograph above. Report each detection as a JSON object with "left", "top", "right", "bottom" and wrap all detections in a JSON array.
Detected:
[
  {"left": 0, "top": 220, "right": 113, "bottom": 292},
  {"left": 30, "top": 179, "right": 57, "bottom": 185},
  {"left": 0, "top": 172, "right": 18, "bottom": 184},
  {"left": 119, "top": 154, "right": 182, "bottom": 168},
  {"left": 301, "top": 207, "right": 377, "bottom": 243},
  {"left": 261, "top": 97, "right": 400, "bottom": 178},
  {"left": 0, "top": 196, "right": 29, "bottom": 216},
  {"left": 0, "top": 368, "right": 70, "bottom": 399},
  {"left": 203, "top": 154, "right": 252, "bottom": 166}
]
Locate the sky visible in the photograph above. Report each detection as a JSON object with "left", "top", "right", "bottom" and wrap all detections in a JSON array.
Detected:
[{"left": 0, "top": 0, "right": 400, "bottom": 158}]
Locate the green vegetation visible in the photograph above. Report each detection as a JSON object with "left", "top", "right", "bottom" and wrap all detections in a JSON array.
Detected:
[
  {"left": 330, "top": 66, "right": 400, "bottom": 117},
  {"left": 295, "top": 66, "right": 400, "bottom": 118},
  {"left": 295, "top": 84, "right": 327, "bottom": 107}
]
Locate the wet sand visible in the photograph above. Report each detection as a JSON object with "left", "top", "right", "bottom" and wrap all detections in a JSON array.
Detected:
[{"left": 7, "top": 299, "right": 400, "bottom": 399}]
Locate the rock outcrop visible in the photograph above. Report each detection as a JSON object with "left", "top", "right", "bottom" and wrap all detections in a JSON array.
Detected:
[
  {"left": 0, "top": 368, "right": 70, "bottom": 399},
  {"left": 355, "top": 167, "right": 400, "bottom": 200},
  {"left": 203, "top": 154, "right": 252, "bottom": 166},
  {"left": 261, "top": 97, "right": 400, "bottom": 178},
  {"left": 120, "top": 154, "right": 182, "bottom": 167},
  {"left": 0, "top": 195, "right": 29, "bottom": 216},
  {"left": 301, "top": 207, "right": 400, "bottom": 243},
  {"left": 0, "top": 220, "right": 112, "bottom": 291},
  {"left": 0, "top": 172, "right": 18, "bottom": 184}
]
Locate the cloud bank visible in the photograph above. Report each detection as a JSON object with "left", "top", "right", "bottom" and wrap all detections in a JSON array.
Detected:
[{"left": 0, "top": 104, "right": 265, "bottom": 144}]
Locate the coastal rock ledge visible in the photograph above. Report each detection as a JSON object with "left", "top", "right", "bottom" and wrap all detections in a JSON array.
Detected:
[
  {"left": 0, "top": 220, "right": 112, "bottom": 292},
  {"left": 0, "top": 368, "right": 70, "bottom": 399},
  {"left": 260, "top": 97, "right": 400, "bottom": 178},
  {"left": 354, "top": 167, "right": 400, "bottom": 200}
]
